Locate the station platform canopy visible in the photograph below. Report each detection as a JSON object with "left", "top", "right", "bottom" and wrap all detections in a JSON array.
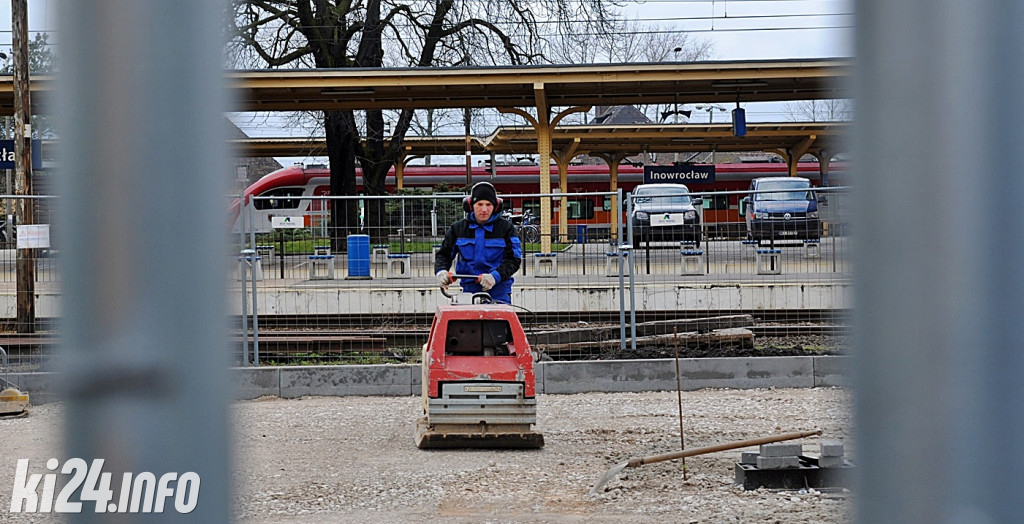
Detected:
[
  {"left": 227, "top": 59, "right": 850, "bottom": 112},
  {"left": 231, "top": 122, "right": 846, "bottom": 161},
  {"left": 0, "top": 58, "right": 850, "bottom": 115}
]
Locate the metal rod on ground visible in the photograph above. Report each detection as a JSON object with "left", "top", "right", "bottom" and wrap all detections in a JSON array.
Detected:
[
  {"left": 674, "top": 328, "right": 686, "bottom": 481},
  {"left": 617, "top": 188, "right": 626, "bottom": 350},
  {"left": 645, "top": 237, "right": 650, "bottom": 274},
  {"left": 589, "top": 429, "right": 823, "bottom": 495},
  {"left": 581, "top": 228, "right": 586, "bottom": 274},
  {"left": 626, "top": 194, "right": 636, "bottom": 350},
  {"left": 278, "top": 229, "right": 285, "bottom": 279},
  {"left": 240, "top": 202, "right": 249, "bottom": 366},
  {"left": 618, "top": 248, "right": 626, "bottom": 350},
  {"left": 248, "top": 202, "right": 260, "bottom": 365}
]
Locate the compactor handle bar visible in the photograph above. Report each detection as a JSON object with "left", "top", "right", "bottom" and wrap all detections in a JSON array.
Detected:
[{"left": 439, "top": 274, "right": 488, "bottom": 300}]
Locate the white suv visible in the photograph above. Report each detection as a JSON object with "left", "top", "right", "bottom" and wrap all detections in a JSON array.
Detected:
[{"left": 629, "top": 183, "right": 703, "bottom": 247}]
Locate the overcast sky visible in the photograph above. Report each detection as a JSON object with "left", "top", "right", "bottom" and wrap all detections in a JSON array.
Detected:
[
  {"left": 622, "top": 0, "right": 854, "bottom": 60},
  {"left": 0, "top": 0, "right": 55, "bottom": 47},
  {"left": 0, "top": 1, "right": 853, "bottom": 62}
]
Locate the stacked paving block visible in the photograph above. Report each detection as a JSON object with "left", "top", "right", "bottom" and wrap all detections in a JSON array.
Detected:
[
  {"left": 817, "top": 440, "right": 845, "bottom": 468},
  {"left": 756, "top": 442, "right": 803, "bottom": 469},
  {"left": 734, "top": 438, "right": 852, "bottom": 490}
]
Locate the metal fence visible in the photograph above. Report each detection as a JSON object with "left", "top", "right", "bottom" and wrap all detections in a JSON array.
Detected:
[
  {"left": 0, "top": 188, "right": 853, "bottom": 369},
  {"left": 0, "top": 194, "right": 60, "bottom": 284},
  {"left": 233, "top": 187, "right": 852, "bottom": 365},
  {"left": 0, "top": 194, "right": 61, "bottom": 371}
]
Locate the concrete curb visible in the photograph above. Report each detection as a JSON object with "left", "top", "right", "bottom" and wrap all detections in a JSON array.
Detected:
[{"left": 12, "top": 356, "right": 850, "bottom": 404}]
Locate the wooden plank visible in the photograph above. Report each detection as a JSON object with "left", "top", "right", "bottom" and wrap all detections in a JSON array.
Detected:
[
  {"left": 536, "top": 328, "right": 754, "bottom": 356},
  {"left": 236, "top": 335, "right": 387, "bottom": 354},
  {"left": 527, "top": 315, "right": 755, "bottom": 346}
]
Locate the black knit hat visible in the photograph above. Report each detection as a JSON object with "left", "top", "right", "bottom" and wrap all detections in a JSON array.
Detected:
[{"left": 470, "top": 182, "right": 499, "bottom": 207}]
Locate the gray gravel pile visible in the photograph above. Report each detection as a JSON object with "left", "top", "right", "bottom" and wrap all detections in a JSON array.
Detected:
[{"left": 1, "top": 388, "right": 852, "bottom": 523}]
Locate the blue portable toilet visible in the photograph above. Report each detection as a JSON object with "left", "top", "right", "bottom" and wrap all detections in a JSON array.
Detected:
[{"left": 576, "top": 224, "right": 588, "bottom": 244}]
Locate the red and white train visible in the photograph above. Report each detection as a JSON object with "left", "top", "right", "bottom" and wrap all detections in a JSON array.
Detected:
[{"left": 230, "top": 161, "right": 845, "bottom": 235}]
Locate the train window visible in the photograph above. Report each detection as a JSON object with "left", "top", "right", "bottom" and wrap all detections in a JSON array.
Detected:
[
  {"left": 703, "top": 195, "right": 729, "bottom": 210},
  {"left": 254, "top": 187, "right": 304, "bottom": 210},
  {"left": 566, "top": 199, "right": 595, "bottom": 219},
  {"left": 519, "top": 199, "right": 594, "bottom": 219}
]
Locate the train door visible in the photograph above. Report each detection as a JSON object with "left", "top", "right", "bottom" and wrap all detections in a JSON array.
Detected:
[
  {"left": 310, "top": 185, "right": 331, "bottom": 233},
  {"left": 700, "top": 193, "right": 737, "bottom": 237}
]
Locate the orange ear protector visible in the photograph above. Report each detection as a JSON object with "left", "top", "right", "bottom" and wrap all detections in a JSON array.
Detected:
[{"left": 463, "top": 182, "right": 503, "bottom": 213}]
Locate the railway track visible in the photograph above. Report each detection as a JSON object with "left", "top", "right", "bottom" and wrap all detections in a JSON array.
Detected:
[
  {"left": 234, "top": 323, "right": 848, "bottom": 347},
  {"left": 243, "top": 309, "right": 849, "bottom": 330},
  {"left": 0, "top": 311, "right": 850, "bottom": 364}
]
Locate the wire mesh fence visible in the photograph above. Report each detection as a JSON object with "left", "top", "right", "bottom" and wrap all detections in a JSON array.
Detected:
[
  {"left": 0, "top": 194, "right": 61, "bottom": 372},
  {"left": 0, "top": 188, "right": 852, "bottom": 369}
]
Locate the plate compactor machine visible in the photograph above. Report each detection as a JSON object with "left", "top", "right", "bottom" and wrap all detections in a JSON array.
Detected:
[
  {"left": 1, "top": 347, "right": 29, "bottom": 419},
  {"left": 416, "top": 296, "right": 544, "bottom": 450}
]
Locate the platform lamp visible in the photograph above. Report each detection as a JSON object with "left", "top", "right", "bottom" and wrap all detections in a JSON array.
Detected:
[{"left": 661, "top": 106, "right": 692, "bottom": 163}]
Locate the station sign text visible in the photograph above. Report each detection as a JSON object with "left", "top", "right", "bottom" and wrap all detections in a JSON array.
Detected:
[
  {"left": 0, "top": 140, "right": 43, "bottom": 170},
  {"left": 643, "top": 164, "right": 715, "bottom": 184}
]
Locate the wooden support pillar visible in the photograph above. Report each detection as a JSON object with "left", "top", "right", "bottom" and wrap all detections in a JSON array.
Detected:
[
  {"left": 770, "top": 148, "right": 791, "bottom": 173},
  {"left": 814, "top": 150, "right": 832, "bottom": 186},
  {"left": 499, "top": 87, "right": 588, "bottom": 253},
  {"left": 786, "top": 135, "right": 816, "bottom": 177},
  {"left": 394, "top": 145, "right": 412, "bottom": 190}
]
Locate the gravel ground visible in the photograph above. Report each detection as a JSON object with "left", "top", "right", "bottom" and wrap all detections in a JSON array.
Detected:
[{"left": 2, "top": 388, "right": 852, "bottom": 523}]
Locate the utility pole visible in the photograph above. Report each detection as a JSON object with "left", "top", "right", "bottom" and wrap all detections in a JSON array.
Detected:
[{"left": 12, "top": 0, "right": 34, "bottom": 333}]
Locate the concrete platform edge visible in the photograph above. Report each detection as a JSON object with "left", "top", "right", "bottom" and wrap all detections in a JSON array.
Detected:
[{"left": 12, "top": 356, "right": 849, "bottom": 404}]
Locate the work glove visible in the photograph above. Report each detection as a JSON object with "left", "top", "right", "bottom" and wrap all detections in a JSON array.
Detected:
[
  {"left": 436, "top": 270, "right": 453, "bottom": 287},
  {"left": 478, "top": 273, "right": 496, "bottom": 291}
]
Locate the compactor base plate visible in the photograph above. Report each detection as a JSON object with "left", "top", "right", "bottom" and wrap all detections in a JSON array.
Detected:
[{"left": 415, "top": 417, "right": 544, "bottom": 450}]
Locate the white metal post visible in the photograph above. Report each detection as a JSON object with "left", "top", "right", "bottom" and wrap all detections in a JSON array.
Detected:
[
  {"left": 856, "top": 1, "right": 1024, "bottom": 522},
  {"left": 56, "top": 2, "right": 231, "bottom": 522}
]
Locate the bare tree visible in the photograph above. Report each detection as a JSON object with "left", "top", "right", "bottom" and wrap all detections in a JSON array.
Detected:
[
  {"left": 611, "top": 19, "right": 714, "bottom": 64},
  {"left": 784, "top": 99, "right": 853, "bottom": 122},
  {"left": 229, "top": 0, "right": 617, "bottom": 244},
  {"left": 0, "top": 32, "right": 56, "bottom": 139},
  {"left": 544, "top": 19, "right": 714, "bottom": 125}
]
